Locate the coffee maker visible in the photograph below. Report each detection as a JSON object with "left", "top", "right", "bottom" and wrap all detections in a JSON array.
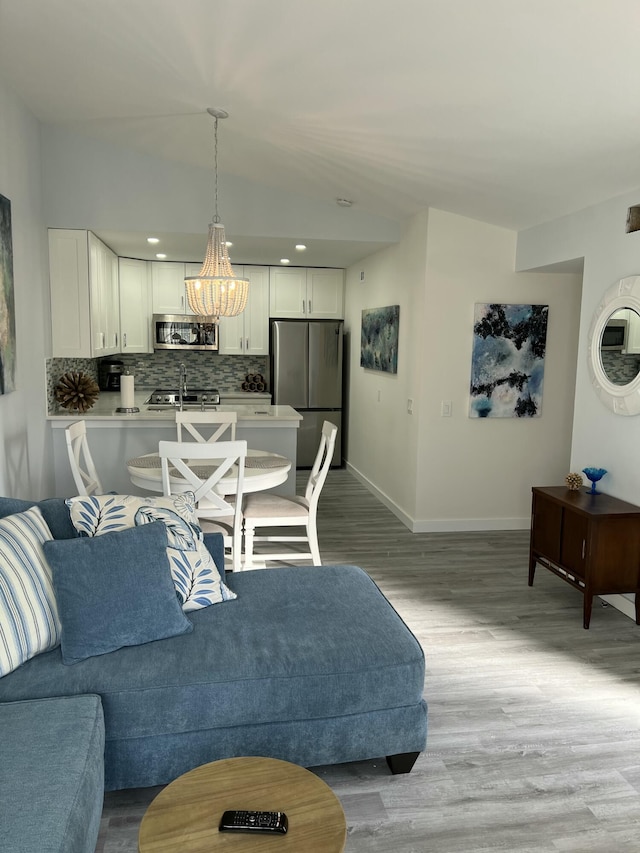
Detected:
[{"left": 98, "top": 358, "right": 124, "bottom": 391}]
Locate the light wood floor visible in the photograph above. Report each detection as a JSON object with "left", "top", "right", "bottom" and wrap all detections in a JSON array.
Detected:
[{"left": 97, "top": 469, "right": 640, "bottom": 852}]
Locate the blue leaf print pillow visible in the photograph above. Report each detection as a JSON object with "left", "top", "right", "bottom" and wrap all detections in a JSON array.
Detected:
[
  {"left": 66, "top": 493, "right": 236, "bottom": 611},
  {"left": 134, "top": 505, "right": 198, "bottom": 552}
]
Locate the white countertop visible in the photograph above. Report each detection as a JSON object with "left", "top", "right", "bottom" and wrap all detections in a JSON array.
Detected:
[{"left": 47, "top": 391, "right": 301, "bottom": 426}]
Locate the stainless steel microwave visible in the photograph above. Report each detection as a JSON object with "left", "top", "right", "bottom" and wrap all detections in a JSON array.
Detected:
[
  {"left": 152, "top": 314, "right": 218, "bottom": 351},
  {"left": 601, "top": 318, "right": 628, "bottom": 351}
]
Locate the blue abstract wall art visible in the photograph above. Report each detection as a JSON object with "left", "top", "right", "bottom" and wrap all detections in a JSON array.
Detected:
[
  {"left": 0, "top": 193, "right": 16, "bottom": 395},
  {"left": 360, "top": 305, "right": 400, "bottom": 374},
  {"left": 469, "top": 303, "right": 548, "bottom": 418}
]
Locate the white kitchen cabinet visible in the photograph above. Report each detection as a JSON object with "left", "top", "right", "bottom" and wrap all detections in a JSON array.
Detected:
[
  {"left": 219, "top": 266, "right": 270, "bottom": 355},
  {"left": 49, "top": 229, "right": 91, "bottom": 359},
  {"left": 269, "top": 267, "right": 344, "bottom": 319},
  {"left": 119, "top": 258, "right": 152, "bottom": 353},
  {"left": 151, "top": 261, "right": 192, "bottom": 315},
  {"left": 269, "top": 267, "right": 307, "bottom": 318},
  {"left": 306, "top": 268, "right": 344, "bottom": 318},
  {"left": 626, "top": 308, "right": 640, "bottom": 354},
  {"left": 49, "top": 229, "right": 120, "bottom": 358},
  {"left": 89, "top": 233, "right": 120, "bottom": 356}
]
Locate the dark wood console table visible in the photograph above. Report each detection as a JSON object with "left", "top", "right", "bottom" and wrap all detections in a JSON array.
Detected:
[{"left": 529, "top": 486, "right": 640, "bottom": 628}]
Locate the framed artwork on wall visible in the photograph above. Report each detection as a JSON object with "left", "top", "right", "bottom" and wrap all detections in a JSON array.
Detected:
[
  {"left": 360, "top": 305, "right": 400, "bottom": 374},
  {"left": 469, "top": 303, "right": 548, "bottom": 418},
  {"left": 0, "top": 193, "right": 16, "bottom": 395}
]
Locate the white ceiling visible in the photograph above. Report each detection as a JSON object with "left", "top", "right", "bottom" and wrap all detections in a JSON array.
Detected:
[{"left": 2, "top": 0, "right": 640, "bottom": 265}]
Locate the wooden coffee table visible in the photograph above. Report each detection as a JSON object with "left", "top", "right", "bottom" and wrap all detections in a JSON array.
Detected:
[{"left": 138, "top": 756, "right": 347, "bottom": 852}]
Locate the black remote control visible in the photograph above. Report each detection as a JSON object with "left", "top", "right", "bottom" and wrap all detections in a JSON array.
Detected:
[{"left": 219, "top": 810, "right": 288, "bottom": 834}]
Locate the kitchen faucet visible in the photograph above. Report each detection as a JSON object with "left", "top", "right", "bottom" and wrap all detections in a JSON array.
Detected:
[{"left": 178, "top": 363, "right": 187, "bottom": 411}]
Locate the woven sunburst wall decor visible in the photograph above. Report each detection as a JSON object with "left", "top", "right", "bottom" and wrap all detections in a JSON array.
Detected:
[{"left": 55, "top": 371, "right": 99, "bottom": 413}]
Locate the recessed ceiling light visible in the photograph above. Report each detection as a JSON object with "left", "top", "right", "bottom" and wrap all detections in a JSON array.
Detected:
[
  {"left": 155, "top": 253, "right": 167, "bottom": 259},
  {"left": 295, "top": 244, "right": 306, "bottom": 251},
  {"left": 147, "top": 237, "right": 160, "bottom": 244},
  {"left": 280, "top": 258, "right": 290, "bottom": 264}
]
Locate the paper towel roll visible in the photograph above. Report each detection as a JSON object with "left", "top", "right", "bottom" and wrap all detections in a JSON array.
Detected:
[{"left": 120, "top": 374, "right": 135, "bottom": 409}]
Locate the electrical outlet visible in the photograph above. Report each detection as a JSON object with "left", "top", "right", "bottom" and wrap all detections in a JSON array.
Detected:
[{"left": 441, "top": 400, "right": 452, "bottom": 417}]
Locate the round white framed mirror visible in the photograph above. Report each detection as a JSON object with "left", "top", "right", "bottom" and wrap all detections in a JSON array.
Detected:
[{"left": 587, "top": 275, "right": 640, "bottom": 415}]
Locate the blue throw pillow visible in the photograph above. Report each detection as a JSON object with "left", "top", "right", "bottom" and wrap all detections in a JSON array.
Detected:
[
  {"left": 0, "top": 497, "right": 77, "bottom": 540},
  {"left": 43, "top": 521, "right": 193, "bottom": 665},
  {"left": 65, "top": 493, "right": 236, "bottom": 611}
]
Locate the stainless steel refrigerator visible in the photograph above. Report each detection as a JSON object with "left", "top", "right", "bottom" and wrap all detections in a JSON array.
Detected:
[{"left": 271, "top": 319, "right": 343, "bottom": 467}]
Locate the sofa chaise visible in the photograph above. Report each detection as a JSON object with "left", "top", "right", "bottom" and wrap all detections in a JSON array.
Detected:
[
  {"left": 0, "top": 495, "right": 427, "bottom": 851},
  {"left": 0, "top": 695, "right": 105, "bottom": 853}
]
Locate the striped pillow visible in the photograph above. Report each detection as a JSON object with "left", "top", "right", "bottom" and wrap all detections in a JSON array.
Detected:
[{"left": 0, "top": 506, "right": 61, "bottom": 677}]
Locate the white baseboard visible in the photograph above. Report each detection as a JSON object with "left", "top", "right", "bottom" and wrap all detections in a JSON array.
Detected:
[
  {"left": 345, "top": 462, "right": 415, "bottom": 529},
  {"left": 598, "top": 594, "right": 636, "bottom": 621},
  {"left": 345, "top": 462, "right": 529, "bottom": 533},
  {"left": 412, "top": 517, "right": 530, "bottom": 532}
]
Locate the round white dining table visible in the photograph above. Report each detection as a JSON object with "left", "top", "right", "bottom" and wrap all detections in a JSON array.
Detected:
[{"left": 127, "top": 449, "right": 292, "bottom": 496}]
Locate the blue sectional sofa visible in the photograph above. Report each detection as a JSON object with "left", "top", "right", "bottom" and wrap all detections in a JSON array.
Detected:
[
  {"left": 0, "top": 695, "right": 105, "bottom": 853},
  {"left": 0, "top": 496, "right": 427, "bottom": 849}
]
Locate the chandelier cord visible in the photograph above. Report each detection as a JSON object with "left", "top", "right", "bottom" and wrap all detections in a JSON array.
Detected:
[{"left": 213, "top": 116, "right": 220, "bottom": 224}]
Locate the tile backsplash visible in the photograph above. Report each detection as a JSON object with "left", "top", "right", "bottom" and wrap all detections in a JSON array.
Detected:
[
  {"left": 47, "top": 352, "right": 269, "bottom": 412},
  {"left": 600, "top": 350, "right": 640, "bottom": 385}
]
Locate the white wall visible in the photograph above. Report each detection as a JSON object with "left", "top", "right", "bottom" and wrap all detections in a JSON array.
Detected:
[
  {"left": 345, "top": 209, "right": 583, "bottom": 531},
  {"left": 0, "top": 80, "right": 53, "bottom": 498},
  {"left": 343, "top": 211, "right": 428, "bottom": 523},
  {"left": 517, "top": 189, "right": 640, "bottom": 508},
  {"left": 416, "top": 210, "right": 582, "bottom": 530}
]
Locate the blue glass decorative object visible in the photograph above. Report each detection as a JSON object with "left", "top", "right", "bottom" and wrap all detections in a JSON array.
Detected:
[{"left": 582, "top": 467, "right": 607, "bottom": 495}]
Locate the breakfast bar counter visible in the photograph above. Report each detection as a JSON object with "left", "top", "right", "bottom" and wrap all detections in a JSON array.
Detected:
[{"left": 48, "top": 393, "right": 302, "bottom": 498}]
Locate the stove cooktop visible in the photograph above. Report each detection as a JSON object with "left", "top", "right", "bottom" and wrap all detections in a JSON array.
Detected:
[{"left": 147, "top": 388, "right": 220, "bottom": 408}]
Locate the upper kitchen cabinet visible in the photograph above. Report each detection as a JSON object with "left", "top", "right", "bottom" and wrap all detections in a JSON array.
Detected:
[
  {"left": 219, "top": 266, "right": 269, "bottom": 355},
  {"left": 628, "top": 309, "right": 640, "bottom": 354},
  {"left": 269, "top": 267, "right": 344, "bottom": 319},
  {"left": 49, "top": 229, "right": 121, "bottom": 358},
  {"left": 151, "top": 261, "right": 194, "bottom": 315},
  {"left": 119, "top": 258, "right": 152, "bottom": 353},
  {"left": 269, "top": 267, "right": 306, "bottom": 318},
  {"left": 306, "top": 268, "right": 345, "bottom": 318},
  {"left": 88, "top": 233, "right": 120, "bottom": 357}
]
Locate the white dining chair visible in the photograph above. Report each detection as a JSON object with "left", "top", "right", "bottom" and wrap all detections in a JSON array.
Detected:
[
  {"left": 242, "top": 421, "right": 338, "bottom": 569},
  {"left": 158, "top": 439, "right": 247, "bottom": 572},
  {"left": 175, "top": 411, "right": 237, "bottom": 443},
  {"left": 64, "top": 420, "right": 103, "bottom": 496}
]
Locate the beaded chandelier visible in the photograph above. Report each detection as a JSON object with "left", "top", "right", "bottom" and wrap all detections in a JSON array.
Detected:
[{"left": 185, "top": 108, "right": 249, "bottom": 317}]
